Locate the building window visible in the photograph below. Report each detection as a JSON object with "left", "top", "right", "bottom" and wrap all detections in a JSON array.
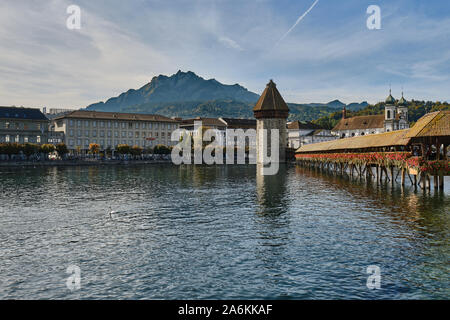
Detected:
[
  {"left": 142, "top": 123, "right": 146, "bottom": 129},
  {"left": 84, "top": 120, "right": 89, "bottom": 127},
  {"left": 135, "top": 123, "right": 139, "bottom": 129},
  {"left": 135, "top": 131, "right": 139, "bottom": 138},
  {"left": 69, "top": 139, "right": 74, "bottom": 146},
  {"left": 128, "top": 122, "right": 133, "bottom": 129},
  {"left": 92, "top": 131, "right": 97, "bottom": 137},
  {"left": 100, "top": 131, "right": 104, "bottom": 137},
  {"left": 387, "top": 110, "right": 391, "bottom": 119},
  {"left": 77, "top": 120, "right": 81, "bottom": 127},
  {"left": 93, "top": 121, "right": 97, "bottom": 128},
  {"left": 5, "top": 135, "right": 10, "bottom": 142},
  {"left": 37, "top": 136, "right": 41, "bottom": 143},
  {"left": 107, "top": 131, "right": 111, "bottom": 137},
  {"left": 85, "top": 130, "right": 90, "bottom": 137},
  {"left": 24, "top": 137, "right": 28, "bottom": 143},
  {"left": 100, "top": 121, "right": 105, "bottom": 128},
  {"left": 114, "top": 122, "right": 118, "bottom": 128},
  {"left": 69, "top": 120, "right": 74, "bottom": 127},
  {"left": 128, "top": 132, "right": 133, "bottom": 138},
  {"left": 69, "top": 130, "right": 74, "bottom": 137}
]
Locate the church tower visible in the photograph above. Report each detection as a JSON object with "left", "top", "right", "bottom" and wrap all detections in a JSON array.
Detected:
[
  {"left": 397, "top": 92, "right": 409, "bottom": 130},
  {"left": 253, "top": 80, "right": 289, "bottom": 163},
  {"left": 384, "top": 90, "right": 397, "bottom": 132}
]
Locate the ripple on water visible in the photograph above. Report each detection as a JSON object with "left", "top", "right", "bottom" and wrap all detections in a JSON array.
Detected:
[{"left": 0, "top": 165, "right": 448, "bottom": 299}]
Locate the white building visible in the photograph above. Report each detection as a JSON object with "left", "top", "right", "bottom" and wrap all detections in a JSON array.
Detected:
[
  {"left": 332, "top": 91, "right": 409, "bottom": 138},
  {"left": 51, "top": 110, "right": 180, "bottom": 152},
  {"left": 287, "top": 121, "right": 337, "bottom": 149}
]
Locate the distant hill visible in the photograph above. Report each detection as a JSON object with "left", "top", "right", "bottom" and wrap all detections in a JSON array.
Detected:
[
  {"left": 87, "top": 70, "right": 259, "bottom": 112},
  {"left": 313, "top": 100, "right": 450, "bottom": 129},
  {"left": 85, "top": 70, "right": 369, "bottom": 121}
]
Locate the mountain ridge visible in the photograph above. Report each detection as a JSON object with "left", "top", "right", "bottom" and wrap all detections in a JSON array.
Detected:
[{"left": 86, "top": 71, "right": 369, "bottom": 121}]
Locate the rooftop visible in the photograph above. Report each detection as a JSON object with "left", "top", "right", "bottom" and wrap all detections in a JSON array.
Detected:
[
  {"left": 297, "top": 129, "right": 411, "bottom": 153},
  {"left": 288, "top": 121, "right": 323, "bottom": 130},
  {"left": 332, "top": 114, "right": 385, "bottom": 131},
  {"left": 253, "top": 80, "right": 289, "bottom": 118},
  {"left": 406, "top": 111, "right": 450, "bottom": 138},
  {"left": 0, "top": 106, "right": 48, "bottom": 121},
  {"left": 53, "top": 110, "right": 179, "bottom": 122}
]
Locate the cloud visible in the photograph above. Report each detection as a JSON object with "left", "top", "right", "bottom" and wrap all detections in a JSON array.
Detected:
[
  {"left": 0, "top": 0, "right": 448, "bottom": 108},
  {"left": 218, "top": 37, "right": 244, "bottom": 51}
]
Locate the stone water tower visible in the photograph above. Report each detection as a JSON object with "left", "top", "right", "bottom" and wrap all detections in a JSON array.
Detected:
[{"left": 253, "top": 80, "right": 289, "bottom": 163}]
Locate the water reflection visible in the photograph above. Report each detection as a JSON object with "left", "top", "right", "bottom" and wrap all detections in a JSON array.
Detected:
[{"left": 256, "top": 164, "right": 288, "bottom": 216}]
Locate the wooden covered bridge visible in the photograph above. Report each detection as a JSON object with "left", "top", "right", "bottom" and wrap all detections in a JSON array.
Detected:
[{"left": 295, "top": 111, "right": 450, "bottom": 191}]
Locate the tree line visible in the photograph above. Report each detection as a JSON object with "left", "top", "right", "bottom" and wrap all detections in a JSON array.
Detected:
[
  {"left": 312, "top": 100, "right": 450, "bottom": 130},
  {"left": 0, "top": 142, "right": 172, "bottom": 160}
]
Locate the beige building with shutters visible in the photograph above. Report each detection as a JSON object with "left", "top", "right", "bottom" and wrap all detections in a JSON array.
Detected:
[{"left": 51, "top": 110, "right": 180, "bottom": 152}]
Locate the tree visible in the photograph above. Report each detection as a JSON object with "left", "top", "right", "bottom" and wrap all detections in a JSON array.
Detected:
[
  {"left": 40, "top": 144, "right": 55, "bottom": 154},
  {"left": 153, "top": 144, "right": 171, "bottom": 155},
  {"left": 56, "top": 143, "right": 69, "bottom": 158},
  {"left": 131, "top": 145, "right": 143, "bottom": 157},
  {"left": 116, "top": 144, "right": 131, "bottom": 155},
  {"left": 89, "top": 143, "right": 100, "bottom": 155},
  {"left": 23, "top": 143, "right": 39, "bottom": 159}
]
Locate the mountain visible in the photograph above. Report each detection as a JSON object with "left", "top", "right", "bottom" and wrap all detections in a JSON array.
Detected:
[
  {"left": 85, "top": 70, "right": 369, "bottom": 121},
  {"left": 326, "top": 99, "right": 346, "bottom": 109},
  {"left": 86, "top": 70, "right": 259, "bottom": 112}
]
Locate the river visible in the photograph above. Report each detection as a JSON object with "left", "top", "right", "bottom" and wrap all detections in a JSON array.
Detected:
[{"left": 0, "top": 164, "right": 448, "bottom": 299}]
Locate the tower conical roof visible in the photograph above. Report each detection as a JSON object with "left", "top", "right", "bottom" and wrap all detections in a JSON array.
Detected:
[
  {"left": 385, "top": 90, "right": 396, "bottom": 105},
  {"left": 398, "top": 92, "right": 407, "bottom": 106},
  {"left": 253, "top": 80, "right": 289, "bottom": 119}
]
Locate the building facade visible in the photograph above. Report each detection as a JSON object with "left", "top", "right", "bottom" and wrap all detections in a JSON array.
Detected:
[
  {"left": 332, "top": 91, "right": 409, "bottom": 138},
  {"left": 0, "top": 106, "right": 49, "bottom": 144},
  {"left": 51, "top": 110, "right": 180, "bottom": 152},
  {"left": 287, "top": 121, "right": 337, "bottom": 149},
  {"left": 253, "top": 80, "right": 289, "bottom": 163}
]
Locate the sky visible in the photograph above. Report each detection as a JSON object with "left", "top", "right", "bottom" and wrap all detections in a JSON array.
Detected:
[{"left": 0, "top": 0, "right": 449, "bottom": 109}]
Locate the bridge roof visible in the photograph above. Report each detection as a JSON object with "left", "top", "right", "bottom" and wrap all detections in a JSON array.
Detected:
[
  {"left": 406, "top": 111, "right": 450, "bottom": 138},
  {"left": 296, "top": 129, "right": 411, "bottom": 153}
]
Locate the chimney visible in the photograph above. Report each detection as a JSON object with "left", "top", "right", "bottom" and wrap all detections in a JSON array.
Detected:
[{"left": 342, "top": 106, "right": 347, "bottom": 119}]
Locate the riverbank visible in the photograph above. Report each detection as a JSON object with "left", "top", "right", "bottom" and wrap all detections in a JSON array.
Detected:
[{"left": 0, "top": 159, "right": 173, "bottom": 167}]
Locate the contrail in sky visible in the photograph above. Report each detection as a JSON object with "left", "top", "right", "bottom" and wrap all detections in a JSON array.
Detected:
[{"left": 277, "top": 0, "right": 319, "bottom": 45}]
